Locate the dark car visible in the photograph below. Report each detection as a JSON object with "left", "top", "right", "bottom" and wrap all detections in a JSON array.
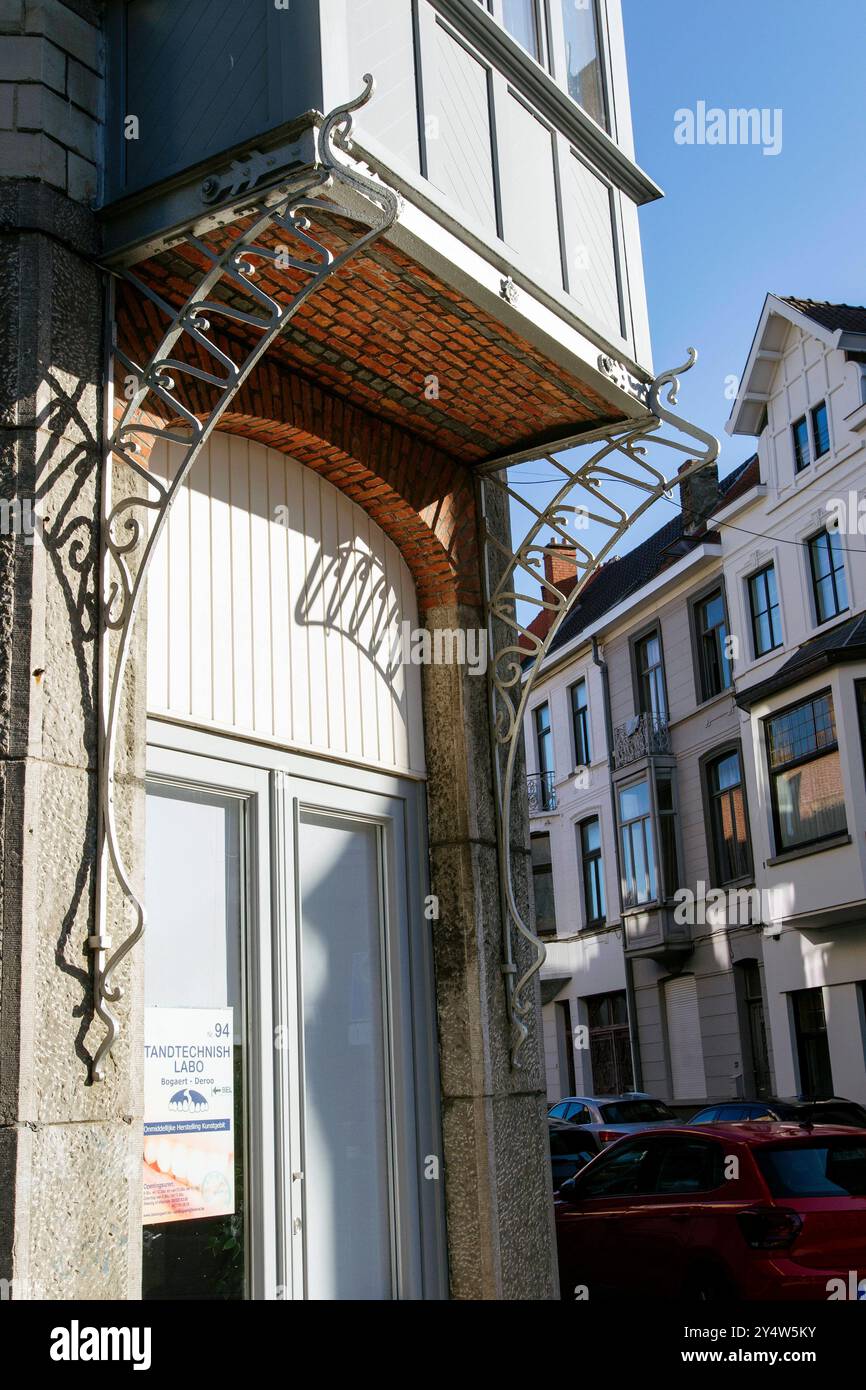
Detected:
[
  {"left": 691, "top": 1097, "right": 866, "bottom": 1128},
  {"left": 548, "top": 1093, "right": 680, "bottom": 1146},
  {"left": 555, "top": 1123, "right": 866, "bottom": 1301},
  {"left": 548, "top": 1119, "right": 596, "bottom": 1192}
]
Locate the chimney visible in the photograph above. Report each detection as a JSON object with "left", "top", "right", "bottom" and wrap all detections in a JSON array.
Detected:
[
  {"left": 543, "top": 537, "right": 579, "bottom": 592},
  {"left": 678, "top": 461, "right": 719, "bottom": 535}
]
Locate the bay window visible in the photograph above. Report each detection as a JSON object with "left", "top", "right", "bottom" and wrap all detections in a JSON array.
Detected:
[
  {"left": 618, "top": 778, "right": 657, "bottom": 908},
  {"left": 765, "top": 692, "right": 847, "bottom": 853}
]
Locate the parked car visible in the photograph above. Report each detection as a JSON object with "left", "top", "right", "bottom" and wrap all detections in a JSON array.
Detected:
[
  {"left": 691, "top": 1096, "right": 866, "bottom": 1128},
  {"left": 555, "top": 1123, "right": 866, "bottom": 1301},
  {"left": 548, "top": 1119, "right": 597, "bottom": 1192},
  {"left": 548, "top": 1093, "right": 680, "bottom": 1146}
]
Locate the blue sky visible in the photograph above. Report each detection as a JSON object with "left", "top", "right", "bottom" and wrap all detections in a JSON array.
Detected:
[
  {"left": 509, "top": 0, "right": 866, "bottom": 613},
  {"left": 623, "top": 0, "right": 866, "bottom": 474}
]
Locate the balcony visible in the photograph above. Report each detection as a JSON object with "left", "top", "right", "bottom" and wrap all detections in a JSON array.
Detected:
[
  {"left": 622, "top": 904, "right": 692, "bottom": 965},
  {"left": 613, "top": 713, "right": 671, "bottom": 770},
  {"left": 527, "top": 772, "right": 557, "bottom": 814}
]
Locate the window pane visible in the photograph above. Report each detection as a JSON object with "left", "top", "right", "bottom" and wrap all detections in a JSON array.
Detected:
[
  {"left": 559, "top": 0, "right": 606, "bottom": 127},
  {"left": 503, "top": 0, "right": 540, "bottom": 58},
  {"left": 811, "top": 402, "right": 830, "bottom": 457},
  {"left": 581, "top": 817, "right": 600, "bottom": 855},
  {"left": 774, "top": 750, "right": 847, "bottom": 850},
  {"left": 298, "top": 812, "right": 393, "bottom": 1299},
  {"left": 143, "top": 785, "right": 247, "bottom": 1302},
  {"left": 619, "top": 780, "right": 650, "bottom": 821},
  {"left": 793, "top": 416, "right": 811, "bottom": 472}
]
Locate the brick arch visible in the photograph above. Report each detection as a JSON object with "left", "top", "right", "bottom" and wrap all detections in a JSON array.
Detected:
[
  {"left": 214, "top": 359, "right": 480, "bottom": 610},
  {"left": 114, "top": 327, "right": 480, "bottom": 611}
]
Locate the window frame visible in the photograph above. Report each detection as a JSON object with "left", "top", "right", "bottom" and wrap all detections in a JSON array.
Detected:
[
  {"left": 763, "top": 688, "right": 848, "bottom": 856},
  {"left": 546, "top": 0, "right": 610, "bottom": 132},
  {"left": 792, "top": 414, "right": 811, "bottom": 474},
  {"left": 531, "top": 830, "right": 557, "bottom": 935},
  {"left": 810, "top": 400, "right": 831, "bottom": 460},
  {"left": 689, "top": 580, "right": 733, "bottom": 704},
  {"left": 630, "top": 622, "right": 669, "bottom": 724},
  {"left": 699, "top": 740, "right": 753, "bottom": 888},
  {"left": 617, "top": 774, "right": 658, "bottom": 910},
  {"left": 570, "top": 676, "right": 592, "bottom": 767},
  {"left": 533, "top": 700, "right": 555, "bottom": 809},
  {"left": 747, "top": 562, "right": 783, "bottom": 658},
  {"left": 578, "top": 813, "right": 606, "bottom": 927},
  {"left": 807, "top": 527, "right": 849, "bottom": 627}
]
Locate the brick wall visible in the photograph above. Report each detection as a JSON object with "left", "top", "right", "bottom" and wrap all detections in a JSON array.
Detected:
[{"left": 0, "top": 0, "right": 103, "bottom": 205}]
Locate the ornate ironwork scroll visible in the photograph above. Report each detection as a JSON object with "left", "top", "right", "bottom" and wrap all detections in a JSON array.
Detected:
[
  {"left": 479, "top": 352, "right": 720, "bottom": 1067},
  {"left": 92, "top": 77, "right": 401, "bottom": 1081}
]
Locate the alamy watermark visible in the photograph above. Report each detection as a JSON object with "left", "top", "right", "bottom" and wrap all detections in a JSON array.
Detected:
[
  {"left": 673, "top": 881, "right": 776, "bottom": 928},
  {"left": 0, "top": 497, "right": 41, "bottom": 545},
  {"left": 380, "top": 621, "right": 488, "bottom": 676},
  {"left": 674, "top": 101, "right": 783, "bottom": 157}
]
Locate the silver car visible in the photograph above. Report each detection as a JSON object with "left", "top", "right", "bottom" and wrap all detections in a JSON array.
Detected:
[{"left": 547, "top": 1093, "right": 681, "bottom": 1147}]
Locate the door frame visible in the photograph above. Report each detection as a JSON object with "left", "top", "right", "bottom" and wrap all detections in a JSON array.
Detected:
[{"left": 146, "top": 717, "right": 449, "bottom": 1301}]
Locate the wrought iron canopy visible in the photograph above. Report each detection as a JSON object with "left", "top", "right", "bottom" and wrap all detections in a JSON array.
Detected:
[
  {"left": 92, "top": 77, "right": 402, "bottom": 1081},
  {"left": 479, "top": 355, "right": 720, "bottom": 1067}
]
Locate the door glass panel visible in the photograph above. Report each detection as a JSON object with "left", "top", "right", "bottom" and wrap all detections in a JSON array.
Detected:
[
  {"left": 298, "top": 811, "right": 393, "bottom": 1299},
  {"left": 142, "top": 783, "right": 247, "bottom": 1301}
]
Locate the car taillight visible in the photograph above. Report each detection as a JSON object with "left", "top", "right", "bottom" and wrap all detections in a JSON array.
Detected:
[
  {"left": 737, "top": 1205, "right": 803, "bottom": 1250},
  {"left": 597, "top": 1129, "right": 622, "bottom": 1145}
]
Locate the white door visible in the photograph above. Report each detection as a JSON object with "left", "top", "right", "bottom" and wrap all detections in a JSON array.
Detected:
[{"left": 143, "top": 732, "right": 446, "bottom": 1302}]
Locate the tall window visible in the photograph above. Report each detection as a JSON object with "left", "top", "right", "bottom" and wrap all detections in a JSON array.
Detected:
[
  {"left": 808, "top": 528, "right": 848, "bottom": 624},
  {"left": 765, "top": 692, "right": 847, "bottom": 852},
  {"left": 792, "top": 416, "right": 811, "bottom": 473},
  {"left": 558, "top": 0, "right": 606, "bottom": 128},
  {"left": 502, "top": 0, "right": 541, "bottom": 59},
  {"left": 695, "top": 587, "right": 732, "bottom": 700},
  {"left": 634, "top": 630, "right": 667, "bottom": 722},
  {"left": 793, "top": 988, "right": 833, "bottom": 1100},
  {"left": 748, "top": 564, "right": 782, "bottom": 656},
  {"left": 811, "top": 401, "right": 830, "bottom": 458},
  {"left": 579, "top": 816, "right": 605, "bottom": 926},
  {"left": 705, "top": 748, "right": 751, "bottom": 883},
  {"left": 570, "top": 678, "right": 591, "bottom": 766},
  {"left": 655, "top": 770, "right": 679, "bottom": 896},
  {"left": 534, "top": 701, "right": 555, "bottom": 810},
  {"left": 531, "top": 832, "right": 556, "bottom": 934},
  {"left": 587, "top": 993, "right": 633, "bottom": 1094},
  {"left": 618, "top": 779, "right": 657, "bottom": 908}
]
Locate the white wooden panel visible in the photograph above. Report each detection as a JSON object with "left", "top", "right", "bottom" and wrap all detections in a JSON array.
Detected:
[
  {"left": 563, "top": 152, "right": 622, "bottom": 339},
  {"left": 423, "top": 10, "right": 497, "bottom": 233},
  {"left": 147, "top": 434, "right": 425, "bottom": 776},
  {"left": 346, "top": 0, "right": 420, "bottom": 171},
  {"left": 665, "top": 975, "right": 707, "bottom": 1100},
  {"left": 500, "top": 92, "right": 562, "bottom": 286}
]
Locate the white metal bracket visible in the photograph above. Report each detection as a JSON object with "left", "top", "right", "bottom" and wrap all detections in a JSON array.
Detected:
[
  {"left": 91, "top": 77, "right": 401, "bottom": 1081},
  {"left": 478, "top": 353, "right": 720, "bottom": 1067}
]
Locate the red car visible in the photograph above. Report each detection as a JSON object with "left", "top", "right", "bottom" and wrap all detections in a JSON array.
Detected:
[{"left": 555, "top": 1123, "right": 866, "bottom": 1301}]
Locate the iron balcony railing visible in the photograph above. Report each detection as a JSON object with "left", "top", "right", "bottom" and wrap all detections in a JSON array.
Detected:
[
  {"left": 613, "top": 713, "right": 671, "bottom": 769},
  {"left": 527, "top": 771, "right": 557, "bottom": 814}
]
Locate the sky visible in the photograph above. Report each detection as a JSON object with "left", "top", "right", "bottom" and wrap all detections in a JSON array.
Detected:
[
  {"left": 509, "top": 0, "right": 866, "bottom": 611},
  {"left": 623, "top": 0, "right": 866, "bottom": 474}
]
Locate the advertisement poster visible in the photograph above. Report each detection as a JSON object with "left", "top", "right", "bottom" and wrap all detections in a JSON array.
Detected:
[{"left": 143, "top": 1007, "right": 235, "bottom": 1226}]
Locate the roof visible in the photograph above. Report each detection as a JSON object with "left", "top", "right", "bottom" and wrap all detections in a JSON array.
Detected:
[
  {"left": 541, "top": 455, "right": 758, "bottom": 661},
  {"left": 728, "top": 293, "right": 866, "bottom": 436},
  {"left": 736, "top": 611, "right": 866, "bottom": 709},
  {"left": 779, "top": 297, "right": 866, "bottom": 335}
]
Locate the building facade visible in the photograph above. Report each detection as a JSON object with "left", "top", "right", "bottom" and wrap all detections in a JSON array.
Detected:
[
  {"left": 0, "top": 0, "right": 671, "bottom": 1301},
  {"left": 531, "top": 294, "right": 866, "bottom": 1119}
]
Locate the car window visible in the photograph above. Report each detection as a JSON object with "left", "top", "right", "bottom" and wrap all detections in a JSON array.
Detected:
[
  {"left": 691, "top": 1107, "right": 717, "bottom": 1123},
  {"left": 745, "top": 1105, "right": 774, "bottom": 1120},
  {"left": 598, "top": 1100, "right": 676, "bottom": 1123},
  {"left": 575, "top": 1142, "right": 654, "bottom": 1199},
  {"left": 565, "top": 1103, "right": 592, "bottom": 1125},
  {"left": 810, "top": 1105, "right": 866, "bottom": 1128},
  {"left": 758, "top": 1142, "right": 866, "bottom": 1197},
  {"left": 718, "top": 1105, "right": 749, "bottom": 1121},
  {"left": 549, "top": 1103, "right": 568, "bottom": 1119},
  {"left": 653, "top": 1140, "right": 724, "bottom": 1194}
]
